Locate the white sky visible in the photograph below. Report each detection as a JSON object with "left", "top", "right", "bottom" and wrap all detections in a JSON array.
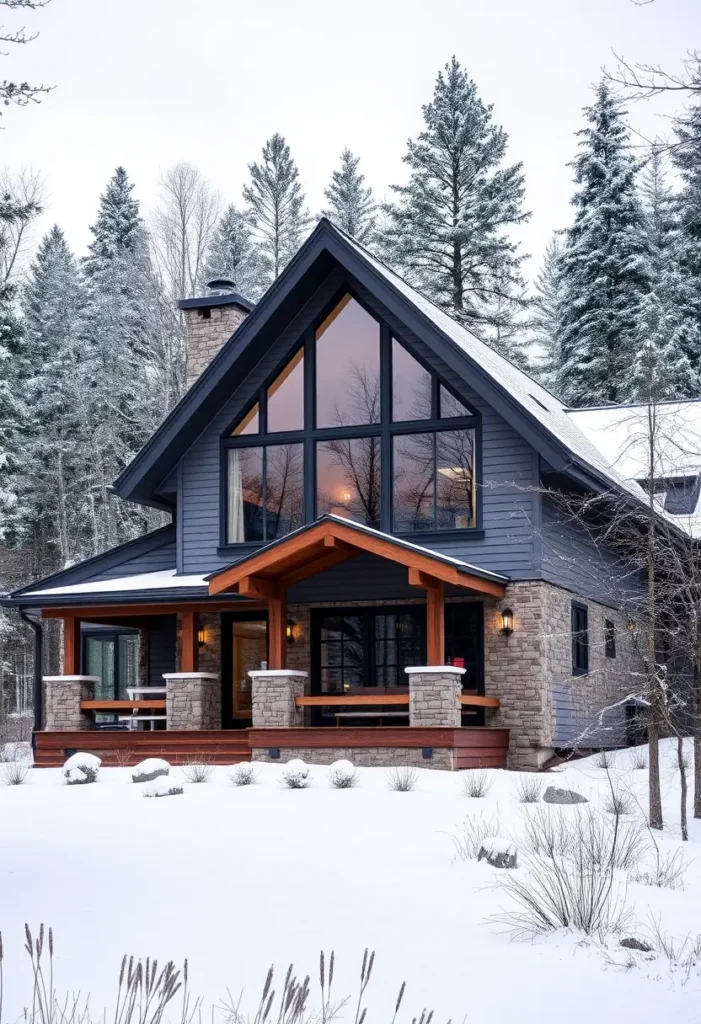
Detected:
[{"left": 1, "top": 0, "right": 699, "bottom": 284}]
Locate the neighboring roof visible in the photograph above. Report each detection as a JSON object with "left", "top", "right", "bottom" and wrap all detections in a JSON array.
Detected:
[
  {"left": 114, "top": 218, "right": 662, "bottom": 512},
  {"left": 208, "top": 514, "right": 508, "bottom": 597}
]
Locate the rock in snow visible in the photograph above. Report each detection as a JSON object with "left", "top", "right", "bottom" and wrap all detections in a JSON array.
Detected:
[
  {"left": 142, "top": 776, "right": 183, "bottom": 798},
  {"left": 620, "top": 937, "right": 654, "bottom": 953},
  {"left": 477, "top": 837, "right": 518, "bottom": 869},
  {"left": 132, "top": 758, "right": 170, "bottom": 784},
  {"left": 543, "top": 786, "right": 588, "bottom": 805}
]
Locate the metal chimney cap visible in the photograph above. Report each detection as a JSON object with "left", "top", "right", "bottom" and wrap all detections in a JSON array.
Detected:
[{"left": 206, "top": 277, "right": 237, "bottom": 294}]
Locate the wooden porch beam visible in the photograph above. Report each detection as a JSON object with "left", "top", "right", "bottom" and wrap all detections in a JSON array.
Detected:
[
  {"left": 181, "top": 609, "right": 199, "bottom": 673},
  {"left": 42, "top": 601, "right": 267, "bottom": 619},
  {"left": 62, "top": 614, "right": 81, "bottom": 675},
  {"left": 280, "top": 548, "right": 356, "bottom": 588},
  {"left": 238, "top": 576, "right": 278, "bottom": 600},
  {"left": 268, "top": 587, "right": 287, "bottom": 670},
  {"left": 408, "top": 567, "right": 442, "bottom": 591}
]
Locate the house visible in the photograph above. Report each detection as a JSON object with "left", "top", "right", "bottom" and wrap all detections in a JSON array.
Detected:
[{"left": 6, "top": 219, "right": 699, "bottom": 769}]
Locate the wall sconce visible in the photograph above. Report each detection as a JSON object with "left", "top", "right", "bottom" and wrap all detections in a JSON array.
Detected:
[
  {"left": 500, "top": 608, "right": 514, "bottom": 636},
  {"left": 197, "top": 627, "right": 206, "bottom": 647},
  {"left": 286, "top": 618, "right": 297, "bottom": 644}
]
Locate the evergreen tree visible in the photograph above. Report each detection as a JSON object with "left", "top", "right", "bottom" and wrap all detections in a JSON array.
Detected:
[
  {"left": 530, "top": 236, "right": 565, "bottom": 390},
  {"left": 243, "top": 134, "right": 311, "bottom": 286},
  {"left": 556, "top": 82, "right": 651, "bottom": 407},
  {"left": 380, "top": 57, "right": 530, "bottom": 353},
  {"left": 323, "top": 149, "right": 376, "bottom": 244},
  {"left": 204, "top": 204, "right": 266, "bottom": 300},
  {"left": 672, "top": 93, "right": 701, "bottom": 376},
  {"left": 630, "top": 147, "right": 695, "bottom": 400}
]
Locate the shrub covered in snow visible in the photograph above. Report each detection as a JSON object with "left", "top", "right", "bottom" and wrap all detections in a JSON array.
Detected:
[
  {"left": 328, "top": 759, "right": 358, "bottom": 789},
  {"left": 132, "top": 758, "right": 170, "bottom": 784},
  {"left": 387, "top": 765, "right": 418, "bottom": 792},
  {"left": 142, "top": 777, "right": 184, "bottom": 798},
  {"left": 63, "top": 752, "right": 100, "bottom": 786},
  {"left": 281, "top": 759, "right": 310, "bottom": 789},
  {"left": 228, "top": 762, "right": 258, "bottom": 786}
]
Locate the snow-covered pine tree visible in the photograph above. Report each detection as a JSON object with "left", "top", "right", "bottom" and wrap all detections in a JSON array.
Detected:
[
  {"left": 672, "top": 93, "right": 701, "bottom": 378},
  {"left": 79, "top": 167, "right": 164, "bottom": 553},
  {"left": 323, "top": 149, "right": 376, "bottom": 244},
  {"left": 243, "top": 134, "right": 311, "bottom": 287},
  {"left": 629, "top": 146, "right": 695, "bottom": 401},
  {"left": 204, "top": 204, "right": 267, "bottom": 300},
  {"left": 530, "top": 236, "right": 565, "bottom": 390},
  {"left": 380, "top": 57, "right": 530, "bottom": 357},
  {"left": 19, "top": 225, "right": 87, "bottom": 569},
  {"left": 556, "top": 82, "right": 652, "bottom": 407}
]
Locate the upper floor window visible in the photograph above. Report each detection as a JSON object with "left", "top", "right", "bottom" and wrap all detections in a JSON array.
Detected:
[
  {"left": 571, "top": 602, "right": 589, "bottom": 675},
  {"left": 222, "top": 290, "right": 480, "bottom": 544},
  {"left": 605, "top": 619, "right": 616, "bottom": 659}
]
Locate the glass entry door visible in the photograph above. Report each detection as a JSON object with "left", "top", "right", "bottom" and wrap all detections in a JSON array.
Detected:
[{"left": 221, "top": 615, "right": 268, "bottom": 727}]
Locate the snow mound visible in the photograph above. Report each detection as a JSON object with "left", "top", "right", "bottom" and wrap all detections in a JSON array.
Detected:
[
  {"left": 132, "top": 758, "right": 170, "bottom": 784},
  {"left": 328, "top": 759, "right": 358, "bottom": 788},
  {"left": 142, "top": 776, "right": 183, "bottom": 798},
  {"left": 282, "top": 759, "right": 310, "bottom": 788},
  {"left": 63, "top": 751, "right": 101, "bottom": 786}
]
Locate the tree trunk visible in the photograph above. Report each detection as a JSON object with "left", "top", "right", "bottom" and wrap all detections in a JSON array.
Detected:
[
  {"left": 649, "top": 719, "right": 663, "bottom": 830},
  {"left": 678, "top": 734, "right": 689, "bottom": 841},
  {"left": 694, "top": 662, "right": 701, "bottom": 819}
]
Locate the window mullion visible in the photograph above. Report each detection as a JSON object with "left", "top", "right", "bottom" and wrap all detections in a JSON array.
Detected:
[{"left": 433, "top": 432, "right": 438, "bottom": 529}]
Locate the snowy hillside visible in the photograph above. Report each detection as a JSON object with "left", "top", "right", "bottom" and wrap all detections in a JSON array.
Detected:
[{"left": 0, "top": 743, "right": 699, "bottom": 1023}]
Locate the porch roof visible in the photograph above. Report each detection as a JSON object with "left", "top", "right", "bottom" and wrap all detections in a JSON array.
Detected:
[{"left": 208, "top": 514, "right": 508, "bottom": 598}]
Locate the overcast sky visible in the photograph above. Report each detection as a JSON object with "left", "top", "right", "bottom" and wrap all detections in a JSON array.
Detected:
[{"left": 2, "top": 0, "right": 699, "bottom": 285}]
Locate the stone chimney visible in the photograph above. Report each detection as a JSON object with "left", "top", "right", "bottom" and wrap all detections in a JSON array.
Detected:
[{"left": 178, "top": 278, "right": 254, "bottom": 389}]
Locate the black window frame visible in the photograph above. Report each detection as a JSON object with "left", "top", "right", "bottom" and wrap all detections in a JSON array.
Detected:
[
  {"left": 571, "top": 602, "right": 589, "bottom": 676},
  {"left": 219, "top": 285, "right": 482, "bottom": 550},
  {"left": 604, "top": 619, "right": 616, "bottom": 659}
]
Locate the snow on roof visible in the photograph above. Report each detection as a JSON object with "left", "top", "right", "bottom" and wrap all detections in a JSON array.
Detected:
[{"left": 24, "top": 569, "right": 208, "bottom": 598}]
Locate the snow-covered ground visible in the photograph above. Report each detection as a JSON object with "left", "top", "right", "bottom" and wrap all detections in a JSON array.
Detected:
[{"left": 1, "top": 741, "right": 700, "bottom": 1023}]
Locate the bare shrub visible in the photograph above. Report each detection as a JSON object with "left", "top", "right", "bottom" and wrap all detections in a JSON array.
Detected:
[
  {"left": 0, "top": 741, "right": 27, "bottom": 764},
  {"left": 2, "top": 761, "right": 29, "bottom": 785},
  {"left": 450, "top": 812, "right": 502, "bottom": 861},
  {"left": 521, "top": 806, "right": 648, "bottom": 873},
  {"left": 515, "top": 775, "right": 543, "bottom": 803},
  {"left": 631, "top": 846, "right": 688, "bottom": 890},
  {"left": 328, "top": 760, "right": 359, "bottom": 789},
  {"left": 646, "top": 917, "right": 701, "bottom": 980},
  {"left": 603, "top": 789, "right": 635, "bottom": 816},
  {"left": 228, "top": 763, "right": 258, "bottom": 786},
  {"left": 281, "top": 759, "right": 310, "bottom": 789},
  {"left": 595, "top": 749, "right": 616, "bottom": 769},
  {"left": 629, "top": 747, "right": 648, "bottom": 770},
  {"left": 111, "top": 748, "right": 135, "bottom": 769},
  {"left": 461, "top": 768, "right": 493, "bottom": 798},
  {"left": 387, "top": 766, "right": 418, "bottom": 792},
  {"left": 181, "top": 758, "right": 214, "bottom": 784}
]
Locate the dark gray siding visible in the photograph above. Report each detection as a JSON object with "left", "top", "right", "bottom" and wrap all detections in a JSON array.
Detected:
[
  {"left": 148, "top": 615, "right": 176, "bottom": 685},
  {"left": 179, "top": 269, "right": 540, "bottom": 580},
  {"left": 88, "top": 540, "right": 176, "bottom": 582}
]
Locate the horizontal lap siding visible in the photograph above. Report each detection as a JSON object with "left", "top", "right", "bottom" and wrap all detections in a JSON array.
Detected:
[
  {"left": 91, "top": 540, "right": 177, "bottom": 581},
  {"left": 179, "top": 268, "right": 540, "bottom": 579}
]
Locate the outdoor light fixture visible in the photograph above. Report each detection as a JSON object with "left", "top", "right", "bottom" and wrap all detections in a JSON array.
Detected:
[
  {"left": 286, "top": 618, "right": 297, "bottom": 644},
  {"left": 197, "top": 627, "right": 206, "bottom": 646},
  {"left": 500, "top": 608, "right": 514, "bottom": 636}
]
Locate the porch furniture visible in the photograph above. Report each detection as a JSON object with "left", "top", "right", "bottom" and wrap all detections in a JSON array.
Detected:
[
  {"left": 333, "top": 711, "right": 408, "bottom": 725},
  {"left": 124, "top": 687, "right": 169, "bottom": 730},
  {"left": 118, "top": 714, "right": 167, "bottom": 731},
  {"left": 127, "top": 686, "right": 167, "bottom": 700}
]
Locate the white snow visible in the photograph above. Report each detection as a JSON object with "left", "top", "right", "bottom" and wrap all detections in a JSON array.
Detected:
[
  {"left": 0, "top": 741, "right": 699, "bottom": 1023},
  {"left": 63, "top": 751, "right": 101, "bottom": 773},
  {"left": 480, "top": 836, "right": 516, "bottom": 856},
  {"left": 132, "top": 757, "right": 170, "bottom": 779},
  {"left": 142, "top": 776, "right": 183, "bottom": 798},
  {"left": 24, "top": 568, "right": 208, "bottom": 597}
]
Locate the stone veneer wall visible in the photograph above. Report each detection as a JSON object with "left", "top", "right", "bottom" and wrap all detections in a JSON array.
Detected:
[
  {"left": 183, "top": 305, "right": 248, "bottom": 389},
  {"left": 407, "top": 669, "right": 463, "bottom": 727},
  {"left": 251, "top": 746, "right": 454, "bottom": 770},
  {"left": 44, "top": 676, "right": 97, "bottom": 731},
  {"left": 164, "top": 673, "right": 220, "bottom": 730},
  {"left": 250, "top": 671, "right": 307, "bottom": 728}
]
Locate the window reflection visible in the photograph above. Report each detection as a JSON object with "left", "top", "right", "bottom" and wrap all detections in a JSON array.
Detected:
[
  {"left": 227, "top": 444, "right": 304, "bottom": 542},
  {"left": 315, "top": 295, "right": 380, "bottom": 427},
  {"left": 439, "top": 384, "right": 470, "bottom": 418},
  {"left": 437, "top": 430, "right": 475, "bottom": 528},
  {"left": 231, "top": 403, "right": 259, "bottom": 436},
  {"left": 317, "top": 437, "right": 381, "bottom": 527},
  {"left": 267, "top": 349, "right": 304, "bottom": 432},
  {"left": 265, "top": 444, "right": 304, "bottom": 538},
  {"left": 227, "top": 447, "right": 263, "bottom": 541},
  {"left": 392, "top": 338, "right": 432, "bottom": 421},
  {"left": 393, "top": 433, "right": 434, "bottom": 531},
  {"left": 393, "top": 429, "right": 475, "bottom": 531}
]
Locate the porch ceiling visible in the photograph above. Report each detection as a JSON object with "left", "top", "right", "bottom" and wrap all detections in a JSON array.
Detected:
[{"left": 208, "top": 515, "right": 507, "bottom": 599}]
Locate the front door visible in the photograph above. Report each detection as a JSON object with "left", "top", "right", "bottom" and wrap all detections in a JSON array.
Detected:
[{"left": 221, "top": 614, "right": 268, "bottom": 728}]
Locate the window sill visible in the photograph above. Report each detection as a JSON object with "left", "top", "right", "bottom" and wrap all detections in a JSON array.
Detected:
[
  {"left": 217, "top": 543, "right": 264, "bottom": 557},
  {"left": 571, "top": 668, "right": 589, "bottom": 677}
]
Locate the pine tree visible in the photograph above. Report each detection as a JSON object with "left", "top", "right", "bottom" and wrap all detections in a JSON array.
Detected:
[
  {"left": 243, "top": 134, "right": 311, "bottom": 286},
  {"left": 629, "top": 147, "right": 695, "bottom": 400},
  {"left": 323, "top": 149, "right": 376, "bottom": 244},
  {"left": 380, "top": 57, "right": 530, "bottom": 353},
  {"left": 530, "top": 236, "right": 565, "bottom": 390},
  {"left": 204, "top": 204, "right": 266, "bottom": 300},
  {"left": 672, "top": 93, "right": 701, "bottom": 376},
  {"left": 556, "top": 82, "right": 652, "bottom": 407}
]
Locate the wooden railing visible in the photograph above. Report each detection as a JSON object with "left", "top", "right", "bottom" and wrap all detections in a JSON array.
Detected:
[
  {"left": 80, "top": 699, "right": 167, "bottom": 711},
  {"left": 295, "top": 692, "right": 499, "bottom": 709}
]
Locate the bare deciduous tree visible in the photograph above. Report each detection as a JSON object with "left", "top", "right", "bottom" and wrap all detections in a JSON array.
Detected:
[
  {"left": 151, "top": 163, "right": 221, "bottom": 301},
  {"left": 0, "top": 0, "right": 52, "bottom": 120}
]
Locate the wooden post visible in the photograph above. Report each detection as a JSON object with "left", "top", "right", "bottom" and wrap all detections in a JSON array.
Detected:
[
  {"left": 408, "top": 569, "right": 445, "bottom": 666},
  {"left": 268, "top": 586, "right": 287, "bottom": 670},
  {"left": 181, "top": 609, "right": 199, "bottom": 673},
  {"left": 62, "top": 614, "right": 81, "bottom": 675}
]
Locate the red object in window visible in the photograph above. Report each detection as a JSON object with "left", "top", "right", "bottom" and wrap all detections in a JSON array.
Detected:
[{"left": 453, "top": 657, "right": 465, "bottom": 668}]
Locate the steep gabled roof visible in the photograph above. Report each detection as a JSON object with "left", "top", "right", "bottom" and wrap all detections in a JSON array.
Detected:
[{"left": 113, "top": 218, "right": 649, "bottom": 508}]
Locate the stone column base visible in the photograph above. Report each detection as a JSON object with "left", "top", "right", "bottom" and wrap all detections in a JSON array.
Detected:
[
  {"left": 405, "top": 666, "right": 465, "bottom": 727},
  {"left": 164, "top": 672, "right": 220, "bottom": 730},
  {"left": 44, "top": 676, "right": 99, "bottom": 731},
  {"left": 249, "top": 670, "right": 308, "bottom": 728}
]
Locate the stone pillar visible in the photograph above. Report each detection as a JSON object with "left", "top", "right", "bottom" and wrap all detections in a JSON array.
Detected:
[
  {"left": 249, "top": 670, "right": 308, "bottom": 728},
  {"left": 43, "top": 676, "right": 99, "bottom": 731},
  {"left": 164, "top": 672, "right": 220, "bottom": 730},
  {"left": 405, "top": 666, "right": 465, "bottom": 727}
]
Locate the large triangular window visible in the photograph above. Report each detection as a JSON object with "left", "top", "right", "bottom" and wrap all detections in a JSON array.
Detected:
[{"left": 315, "top": 295, "right": 380, "bottom": 427}]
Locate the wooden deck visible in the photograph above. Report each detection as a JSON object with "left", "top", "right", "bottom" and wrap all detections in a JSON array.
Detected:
[{"left": 34, "top": 726, "right": 509, "bottom": 769}]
